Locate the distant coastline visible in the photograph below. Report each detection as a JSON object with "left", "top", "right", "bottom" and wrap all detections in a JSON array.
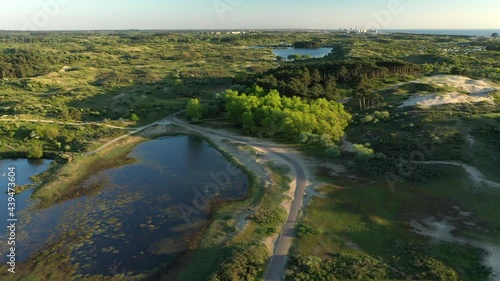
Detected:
[{"left": 382, "top": 29, "right": 499, "bottom": 37}]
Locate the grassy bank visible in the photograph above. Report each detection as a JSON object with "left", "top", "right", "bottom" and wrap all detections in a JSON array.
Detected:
[{"left": 31, "top": 135, "right": 148, "bottom": 208}]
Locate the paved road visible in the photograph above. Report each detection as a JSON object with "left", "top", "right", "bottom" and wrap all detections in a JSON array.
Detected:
[{"left": 168, "top": 114, "right": 308, "bottom": 281}]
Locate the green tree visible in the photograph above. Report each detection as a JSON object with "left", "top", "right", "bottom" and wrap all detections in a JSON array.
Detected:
[
  {"left": 130, "top": 113, "right": 140, "bottom": 122},
  {"left": 186, "top": 98, "right": 204, "bottom": 121},
  {"left": 353, "top": 144, "right": 375, "bottom": 161},
  {"left": 27, "top": 144, "right": 44, "bottom": 159}
]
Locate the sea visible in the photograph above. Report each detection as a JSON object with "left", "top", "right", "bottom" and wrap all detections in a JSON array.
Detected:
[{"left": 382, "top": 29, "right": 499, "bottom": 37}]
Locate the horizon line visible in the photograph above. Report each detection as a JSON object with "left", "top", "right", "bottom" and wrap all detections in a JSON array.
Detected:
[{"left": 1, "top": 28, "right": 499, "bottom": 32}]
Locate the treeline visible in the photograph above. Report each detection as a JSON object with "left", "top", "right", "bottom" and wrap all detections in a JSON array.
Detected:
[
  {"left": 247, "top": 60, "right": 421, "bottom": 99},
  {"left": 293, "top": 41, "right": 321, "bottom": 49},
  {"left": 222, "top": 86, "right": 351, "bottom": 145},
  {"left": 0, "top": 49, "right": 80, "bottom": 78}
]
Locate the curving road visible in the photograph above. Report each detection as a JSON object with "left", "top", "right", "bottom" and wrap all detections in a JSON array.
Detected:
[{"left": 167, "top": 113, "right": 308, "bottom": 281}]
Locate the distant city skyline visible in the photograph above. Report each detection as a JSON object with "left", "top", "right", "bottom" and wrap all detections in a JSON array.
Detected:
[{"left": 1, "top": 0, "right": 499, "bottom": 31}]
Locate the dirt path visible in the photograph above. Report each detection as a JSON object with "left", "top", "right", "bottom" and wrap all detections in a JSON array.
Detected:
[
  {"left": 0, "top": 118, "right": 136, "bottom": 130},
  {"left": 85, "top": 118, "right": 174, "bottom": 156},
  {"left": 417, "top": 161, "right": 500, "bottom": 188}
]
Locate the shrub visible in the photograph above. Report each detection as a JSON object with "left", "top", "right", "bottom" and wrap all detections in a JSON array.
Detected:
[
  {"left": 353, "top": 144, "right": 375, "bottom": 161},
  {"left": 211, "top": 243, "right": 268, "bottom": 281},
  {"left": 286, "top": 253, "right": 389, "bottom": 280},
  {"left": 325, "top": 146, "right": 341, "bottom": 158},
  {"left": 27, "top": 144, "right": 43, "bottom": 159},
  {"left": 296, "top": 223, "right": 320, "bottom": 238},
  {"left": 362, "top": 115, "right": 374, "bottom": 123},
  {"left": 249, "top": 207, "right": 285, "bottom": 225},
  {"left": 130, "top": 113, "right": 140, "bottom": 122}
]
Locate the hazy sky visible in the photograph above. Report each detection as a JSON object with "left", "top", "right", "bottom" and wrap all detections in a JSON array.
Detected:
[{"left": 1, "top": 0, "right": 499, "bottom": 30}]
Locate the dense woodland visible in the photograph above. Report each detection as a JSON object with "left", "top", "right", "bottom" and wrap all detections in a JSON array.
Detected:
[
  {"left": 247, "top": 60, "right": 422, "bottom": 100},
  {"left": 0, "top": 48, "right": 81, "bottom": 78}
]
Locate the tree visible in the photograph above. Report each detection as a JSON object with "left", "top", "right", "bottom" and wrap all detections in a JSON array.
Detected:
[
  {"left": 492, "top": 33, "right": 498, "bottom": 38},
  {"left": 353, "top": 144, "right": 375, "bottom": 161},
  {"left": 186, "top": 98, "right": 204, "bottom": 121},
  {"left": 27, "top": 144, "right": 44, "bottom": 159},
  {"left": 223, "top": 87, "right": 351, "bottom": 145},
  {"left": 130, "top": 113, "right": 140, "bottom": 122},
  {"left": 323, "top": 78, "right": 339, "bottom": 100}
]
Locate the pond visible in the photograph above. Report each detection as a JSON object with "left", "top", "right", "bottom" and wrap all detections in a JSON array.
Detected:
[
  {"left": 272, "top": 47, "right": 333, "bottom": 58},
  {"left": 0, "top": 136, "right": 248, "bottom": 277},
  {"left": 0, "top": 158, "right": 53, "bottom": 229}
]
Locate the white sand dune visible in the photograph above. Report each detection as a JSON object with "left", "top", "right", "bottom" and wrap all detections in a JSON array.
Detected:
[
  {"left": 399, "top": 91, "right": 494, "bottom": 108},
  {"left": 398, "top": 75, "right": 498, "bottom": 108}
]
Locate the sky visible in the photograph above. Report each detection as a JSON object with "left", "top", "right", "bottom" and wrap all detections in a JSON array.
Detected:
[{"left": 1, "top": 0, "right": 499, "bottom": 31}]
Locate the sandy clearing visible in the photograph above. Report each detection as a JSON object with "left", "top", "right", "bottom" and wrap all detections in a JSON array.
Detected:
[
  {"left": 422, "top": 75, "right": 498, "bottom": 94},
  {"left": 399, "top": 92, "right": 494, "bottom": 108},
  {"left": 392, "top": 75, "right": 498, "bottom": 108}
]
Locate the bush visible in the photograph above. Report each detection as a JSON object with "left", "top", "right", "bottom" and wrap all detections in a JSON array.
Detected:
[
  {"left": 296, "top": 223, "right": 320, "bottom": 238},
  {"left": 27, "top": 144, "right": 44, "bottom": 159},
  {"left": 130, "top": 113, "right": 140, "bottom": 122},
  {"left": 325, "top": 146, "right": 341, "bottom": 158},
  {"left": 353, "top": 144, "right": 375, "bottom": 161},
  {"left": 249, "top": 207, "right": 285, "bottom": 225},
  {"left": 286, "top": 253, "right": 389, "bottom": 280},
  {"left": 362, "top": 115, "right": 374, "bottom": 123},
  {"left": 211, "top": 243, "right": 268, "bottom": 281}
]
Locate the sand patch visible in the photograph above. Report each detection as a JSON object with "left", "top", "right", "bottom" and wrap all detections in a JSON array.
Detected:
[
  {"left": 399, "top": 92, "right": 494, "bottom": 108},
  {"left": 412, "top": 218, "right": 500, "bottom": 281},
  {"left": 397, "top": 75, "right": 498, "bottom": 108}
]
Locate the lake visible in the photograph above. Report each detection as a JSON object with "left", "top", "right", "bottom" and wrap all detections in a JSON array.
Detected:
[
  {"left": 272, "top": 47, "right": 333, "bottom": 59},
  {"left": 0, "top": 158, "right": 53, "bottom": 227},
  {"left": 249, "top": 46, "right": 333, "bottom": 59},
  {"left": 0, "top": 136, "right": 248, "bottom": 277}
]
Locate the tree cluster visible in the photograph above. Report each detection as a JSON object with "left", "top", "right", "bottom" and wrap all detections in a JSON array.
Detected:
[
  {"left": 293, "top": 41, "right": 322, "bottom": 49},
  {"left": 223, "top": 86, "right": 351, "bottom": 145},
  {"left": 250, "top": 60, "right": 421, "bottom": 100},
  {"left": 210, "top": 243, "right": 268, "bottom": 281},
  {"left": 0, "top": 48, "right": 80, "bottom": 79}
]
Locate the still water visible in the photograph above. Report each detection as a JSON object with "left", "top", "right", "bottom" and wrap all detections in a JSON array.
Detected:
[
  {"left": 0, "top": 136, "right": 248, "bottom": 276},
  {"left": 272, "top": 47, "right": 333, "bottom": 58}
]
